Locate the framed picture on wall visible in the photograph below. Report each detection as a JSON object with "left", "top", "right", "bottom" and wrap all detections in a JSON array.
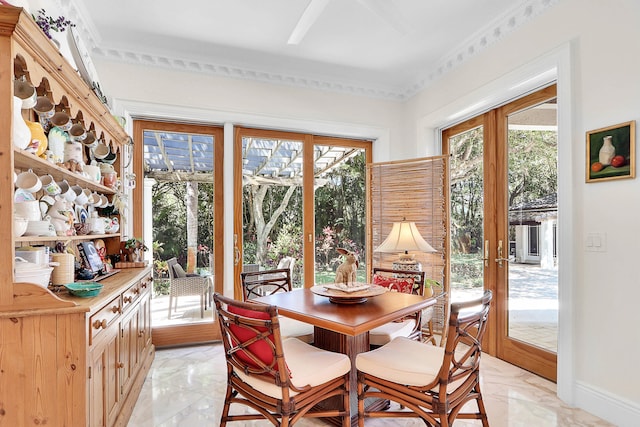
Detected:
[{"left": 586, "top": 120, "right": 636, "bottom": 182}]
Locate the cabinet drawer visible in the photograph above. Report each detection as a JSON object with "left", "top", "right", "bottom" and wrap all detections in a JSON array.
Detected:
[
  {"left": 90, "top": 296, "right": 122, "bottom": 345},
  {"left": 122, "top": 282, "right": 141, "bottom": 312},
  {"left": 139, "top": 274, "right": 153, "bottom": 296}
]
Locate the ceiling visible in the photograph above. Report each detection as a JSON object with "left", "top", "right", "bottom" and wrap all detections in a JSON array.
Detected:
[{"left": 68, "top": 0, "right": 559, "bottom": 100}]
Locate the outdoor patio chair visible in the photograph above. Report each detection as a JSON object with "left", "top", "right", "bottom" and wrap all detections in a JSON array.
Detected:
[
  {"left": 241, "top": 268, "right": 314, "bottom": 343},
  {"left": 167, "top": 257, "right": 208, "bottom": 319},
  {"left": 368, "top": 267, "right": 426, "bottom": 346},
  {"left": 214, "top": 293, "right": 351, "bottom": 427},
  {"left": 356, "top": 290, "right": 492, "bottom": 427}
]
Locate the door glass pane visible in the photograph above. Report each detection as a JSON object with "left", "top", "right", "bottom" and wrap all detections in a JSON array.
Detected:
[
  {"left": 241, "top": 137, "right": 303, "bottom": 286},
  {"left": 449, "top": 126, "right": 485, "bottom": 301},
  {"left": 314, "top": 146, "right": 366, "bottom": 284},
  {"left": 507, "top": 100, "right": 558, "bottom": 352},
  {"left": 144, "top": 130, "right": 216, "bottom": 326}
]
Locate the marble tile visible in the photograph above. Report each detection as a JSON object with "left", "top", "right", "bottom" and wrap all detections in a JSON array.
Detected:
[{"left": 127, "top": 343, "right": 613, "bottom": 427}]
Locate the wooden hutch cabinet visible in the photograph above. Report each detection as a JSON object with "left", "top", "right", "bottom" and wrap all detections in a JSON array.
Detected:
[{"left": 0, "top": 6, "right": 154, "bottom": 426}]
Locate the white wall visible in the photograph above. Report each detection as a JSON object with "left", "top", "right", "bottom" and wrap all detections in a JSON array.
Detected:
[
  {"left": 403, "top": 1, "right": 640, "bottom": 425},
  {"left": 92, "top": 61, "right": 404, "bottom": 160},
  {"left": 85, "top": 0, "right": 640, "bottom": 424}
]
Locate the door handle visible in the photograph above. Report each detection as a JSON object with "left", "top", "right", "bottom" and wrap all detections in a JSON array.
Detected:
[
  {"left": 233, "top": 234, "right": 240, "bottom": 266},
  {"left": 495, "top": 240, "right": 511, "bottom": 267},
  {"left": 483, "top": 240, "right": 490, "bottom": 267}
]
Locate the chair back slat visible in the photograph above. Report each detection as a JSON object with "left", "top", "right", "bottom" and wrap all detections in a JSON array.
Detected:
[
  {"left": 438, "top": 290, "right": 492, "bottom": 395},
  {"left": 214, "top": 293, "right": 290, "bottom": 385},
  {"left": 240, "top": 268, "right": 293, "bottom": 301}
]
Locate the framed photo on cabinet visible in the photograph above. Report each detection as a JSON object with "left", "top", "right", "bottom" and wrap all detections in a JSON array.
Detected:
[{"left": 586, "top": 120, "right": 635, "bottom": 182}]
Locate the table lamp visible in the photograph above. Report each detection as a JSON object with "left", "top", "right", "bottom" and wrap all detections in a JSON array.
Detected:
[{"left": 374, "top": 219, "right": 436, "bottom": 272}]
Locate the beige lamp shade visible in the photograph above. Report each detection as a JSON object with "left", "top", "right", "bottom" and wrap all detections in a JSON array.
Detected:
[{"left": 374, "top": 221, "right": 436, "bottom": 257}]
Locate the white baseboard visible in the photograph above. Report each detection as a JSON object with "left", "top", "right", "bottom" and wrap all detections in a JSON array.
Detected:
[{"left": 575, "top": 380, "right": 640, "bottom": 427}]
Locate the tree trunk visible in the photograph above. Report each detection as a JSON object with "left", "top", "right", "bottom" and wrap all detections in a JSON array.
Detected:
[
  {"left": 251, "top": 184, "right": 297, "bottom": 266},
  {"left": 186, "top": 181, "right": 198, "bottom": 273}
]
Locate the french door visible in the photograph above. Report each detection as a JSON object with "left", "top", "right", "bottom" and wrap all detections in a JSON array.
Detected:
[
  {"left": 233, "top": 127, "right": 371, "bottom": 298},
  {"left": 133, "top": 120, "right": 224, "bottom": 347},
  {"left": 443, "top": 85, "right": 558, "bottom": 381}
]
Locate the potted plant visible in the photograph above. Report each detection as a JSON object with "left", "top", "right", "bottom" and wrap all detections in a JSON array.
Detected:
[
  {"left": 33, "top": 9, "right": 74, "bottom": 41},
  {"left": 124, "top": 238, "right": 147, "bottom": 262},
  {"left": 424, "top": 278, "right": 442, "bottom": 298}
]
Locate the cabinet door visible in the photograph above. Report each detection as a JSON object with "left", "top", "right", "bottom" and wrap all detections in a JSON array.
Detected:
[
  {"left": 138, "top": 288, "right": 152, "bottom": 353},
  {"left": 120, "top": 307, "right": 138, "bottom": 397},
  {"left": 89, "top": 329, "right": 119, "bottom": 427}
]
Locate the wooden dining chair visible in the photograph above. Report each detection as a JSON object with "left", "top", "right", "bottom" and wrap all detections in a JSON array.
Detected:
[
  {"left": 356, "top": 290, "right": 492, "bottom": 427},
  {"left": 241, "top": 268, "right": 314, "bottom": 343},
  {"left": 213, "top": 293, "right": 351, "bottom": 427},
  {"left": 368, "top": 267, "right": 426, "bottom": 346}
]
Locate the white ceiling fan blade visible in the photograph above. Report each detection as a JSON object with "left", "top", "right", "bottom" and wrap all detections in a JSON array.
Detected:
[
  {"left": 287, "top": 0, "right": 331, "bottom": 45},
  {"left": 355, "top": 0, "right": 413, "bottom": 36}
]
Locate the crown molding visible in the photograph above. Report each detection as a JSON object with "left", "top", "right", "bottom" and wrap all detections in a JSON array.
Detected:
[{"left": 63, "top": 0, "right": 561, "bottom": 101}]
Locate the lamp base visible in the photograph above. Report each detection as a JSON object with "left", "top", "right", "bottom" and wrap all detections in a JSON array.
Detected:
[{"left": 392, "top": 259, "right": 423, "bottom": 272}]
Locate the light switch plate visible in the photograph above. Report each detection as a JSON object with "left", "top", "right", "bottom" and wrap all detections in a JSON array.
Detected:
[{"left": 586, "top": 232, "right": 606, "bottom": 252}]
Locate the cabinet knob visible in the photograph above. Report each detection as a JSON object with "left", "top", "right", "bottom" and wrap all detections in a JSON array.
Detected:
[
  {"left": 138, "top": 331, "right": 145, "bottom": 338},
  {"left": 111, "top": 306, "right": 121, "bottom": 314},
  {"left": 133, "top": 288, "right": 140, "bottom": 294},
  {"left": 123, "top": 296, "right": 132, "bottom": 303},
  {"left": 93, "top": 319, "right": 107, "bottom": 330},
  {"left": 117, "top": 362, "right": 124, "bottom": 369}
]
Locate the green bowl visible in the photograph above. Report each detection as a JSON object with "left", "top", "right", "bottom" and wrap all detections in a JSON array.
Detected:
[{"left": 65, "top": 282, "right": 103, "bottom": 298}]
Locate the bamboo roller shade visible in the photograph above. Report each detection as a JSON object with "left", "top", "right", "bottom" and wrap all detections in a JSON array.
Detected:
[{"left": 368, "top": 156, "right": 448, "bottom": 330}]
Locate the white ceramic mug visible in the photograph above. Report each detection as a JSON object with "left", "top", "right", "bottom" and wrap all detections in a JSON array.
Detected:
[
  {"left": 57, "top": 179, "right": 76, "bottom": 202},
  {"left": 69, "top": 123, "right": 87, "bottom": 142},
  {"left": 71, "top": 184, "right": 84, "bottom": 201},
  {"left": 73, "top": 186, "right": 89, "bottom": 205},
  {"left": 92, "top": 193, "right": 105, "bottom": 208},
  {"left": 93, "top": 142, "right": 110, "bottom": 159},
  {"left": 50, "top": 111, "right": 72, "bottom": 131},
  {"left": 15, "top": 169, "right": 42, "bottom": 193},
  {"left": 81, "top": 188, "right": 93, "bottom": 204},
  {"left": 87, "top": 191, "right": 99, "bottom": 207},
  {"left": 34, "top": 96, "right": 55, "bottom": 130},
  {"left": 82, "top": 131, "right": 97, "bottom": 148},
  {"left": 14, "top": 78, "right": 37, "bottom": 109},
  {"left": 33, "top": 96, "right": 55, "bottom": 118},
  {"left": 39, "top": 174, "right": 61, "bottom": 195}
]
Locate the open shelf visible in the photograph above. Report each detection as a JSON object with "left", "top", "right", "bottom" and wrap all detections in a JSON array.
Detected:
[
  {"left": 13, "top": 148, "right": 116, "bottom": 194},
  {"left": 15, "top": 233, "right": 118, "bottom": 244}
]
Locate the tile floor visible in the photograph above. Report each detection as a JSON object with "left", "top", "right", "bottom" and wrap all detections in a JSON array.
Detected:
[{"left": 127, "top": 343, "right": 613, "bottom": 427}]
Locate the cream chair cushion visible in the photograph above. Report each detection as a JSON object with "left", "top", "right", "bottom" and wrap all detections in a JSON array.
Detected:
[
  {"left": 235, "top": 337, "right": 350, "bottom": 398},
  {"left": 279, "top": 316, "right": 314, "bottom": 343},
  {"left": 369, "top": 319, "right": 417, "bottom": 346},
  {"left": 356, "top": 336, "right": 444, "bottom": 386}
]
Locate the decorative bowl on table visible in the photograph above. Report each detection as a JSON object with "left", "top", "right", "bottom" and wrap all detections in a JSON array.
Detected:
[
  {"left": 310, "top": 283, "right": 386, "bottom": 304},
  {"left": 65, "top": 282, "right": 103, "bottom": 298}
]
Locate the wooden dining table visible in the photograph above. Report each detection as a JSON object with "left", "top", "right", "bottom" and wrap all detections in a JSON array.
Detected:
[{"left": 254, "top": 287, "right": 435, "bottom": 425}]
